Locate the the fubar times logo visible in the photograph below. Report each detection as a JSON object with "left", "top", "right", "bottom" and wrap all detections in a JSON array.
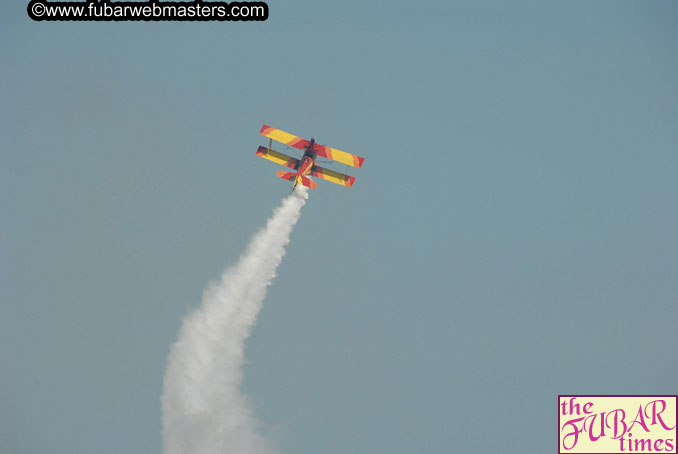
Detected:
[{"left": 559, "top": 396, "right": 677, "bottom": 453}]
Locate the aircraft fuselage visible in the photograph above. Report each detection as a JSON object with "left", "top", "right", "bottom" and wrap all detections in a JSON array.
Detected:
[{"left": 292, "top": 139, "right": 317, "bottom": 188}]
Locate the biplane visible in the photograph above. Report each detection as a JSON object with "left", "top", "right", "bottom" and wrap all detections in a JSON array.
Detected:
[{"left": 256, "top": 125, "right": 364, "bottom": 190}]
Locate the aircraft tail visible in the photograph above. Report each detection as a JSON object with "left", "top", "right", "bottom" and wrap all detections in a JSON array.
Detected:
[
  {"left": 298, "top": 176, "right": 318, "bottom": 189},
  {"left": 276, "top": 171, "right": 297, "bottom": 181},
  {"left": 276, "top": 170, "right": 318, "bottom": 189},
  {"left": 276, "top": 171, "right": 317, "bottom": 189}
]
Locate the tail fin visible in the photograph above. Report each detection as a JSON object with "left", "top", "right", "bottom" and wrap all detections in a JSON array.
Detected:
[
  {"left": 276, "top": 171, "right": 317, "bottom": 189},
  {"left": 298, "top": 176, "right": 318, "bottom": 189}
]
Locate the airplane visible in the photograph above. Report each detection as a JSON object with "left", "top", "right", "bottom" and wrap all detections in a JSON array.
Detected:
[{"left": 256, "top": 124, "right": 365, "bottom": 190}]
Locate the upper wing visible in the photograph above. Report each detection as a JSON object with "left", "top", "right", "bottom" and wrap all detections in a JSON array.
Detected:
[
  {"left": 256, "top": 146, "right": 299, "bottom": 169},
  {"left": 260, "top": 125, "right": 311, "bottom": 150},
  {"left": 313, "top": 144, "right": 365, "bottom": 168},
  {"left": 311, "top": 165, "right": 356, "bottom": 188},
  {"left": 260, "top": 124, "right": 365, "bottom": 168}
]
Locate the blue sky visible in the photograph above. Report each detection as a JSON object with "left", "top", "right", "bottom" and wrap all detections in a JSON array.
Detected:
[{"left": 1, "top": 1, "right": 677, "bottom": 453}]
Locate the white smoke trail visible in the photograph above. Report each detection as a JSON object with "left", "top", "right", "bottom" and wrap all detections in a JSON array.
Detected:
[{"left": 162, "top": 187, "right": 309, "bottom": 454}]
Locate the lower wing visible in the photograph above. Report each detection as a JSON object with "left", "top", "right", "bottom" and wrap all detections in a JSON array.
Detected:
[
  {"left": 311, "top": 165, "right": 356, "bottom": 188},
  {"left": 256, "top": 146, "right": 299, "bottom": 169}
]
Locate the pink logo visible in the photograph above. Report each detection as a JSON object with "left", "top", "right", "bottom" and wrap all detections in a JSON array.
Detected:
[{"left": 559, "top": 395, "right": 677, "bottom": 453}]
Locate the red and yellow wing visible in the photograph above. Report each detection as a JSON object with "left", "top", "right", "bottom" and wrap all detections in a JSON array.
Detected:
[
  {"left": 260, "top": 124, "right": 365, "bottom": 168},
  {"left": 313, "top": 144, "right": 365, "bottom": 168},
  {"left": 260, "top": 125, "right": 311, "bottom": 150},
  {"left": 311, "top": 165, "right": 356, "bottom": 188},
  {"left": 256, "top": 146, "right": 299, "bottom": 169}
]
